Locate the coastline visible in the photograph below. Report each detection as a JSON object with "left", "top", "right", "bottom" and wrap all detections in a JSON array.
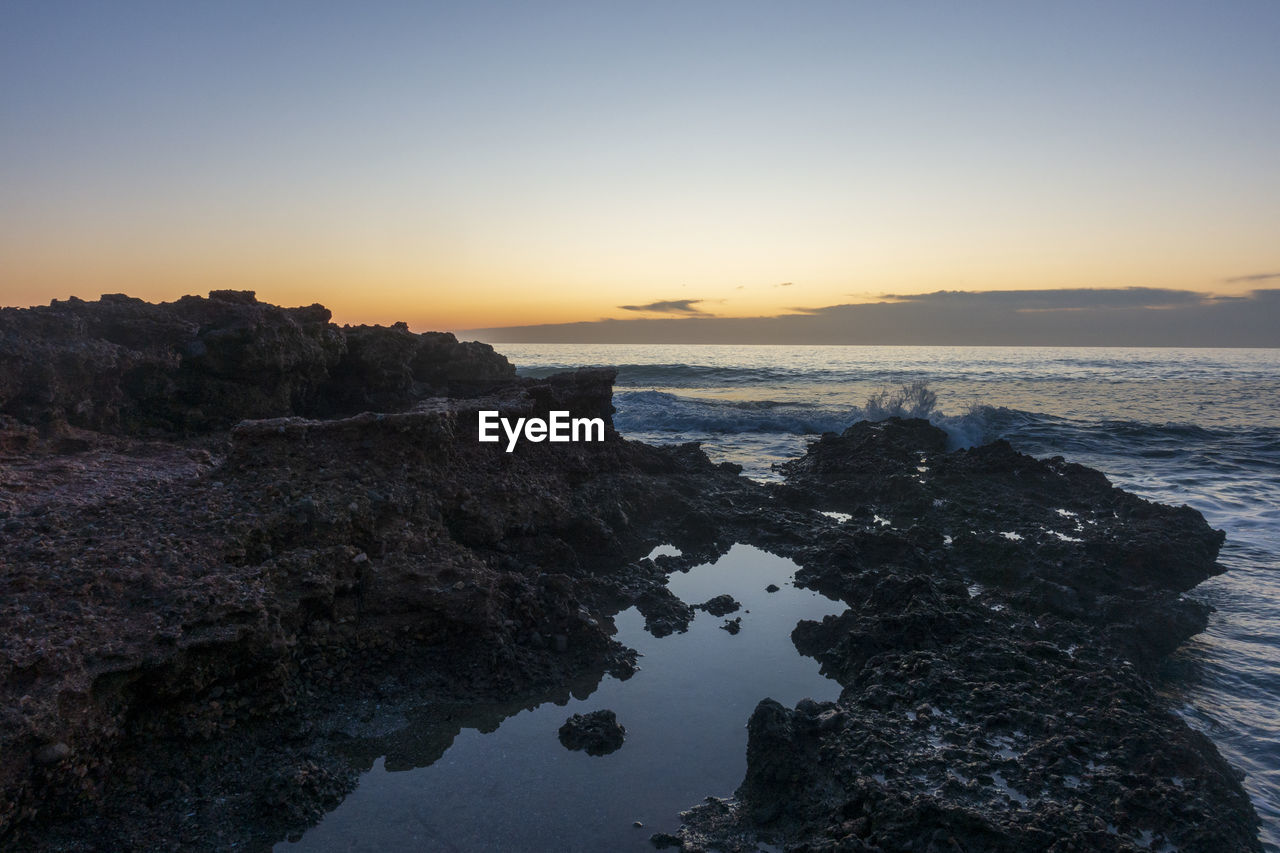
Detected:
[{"left": 0, "top": 294, "right": 1262, "bottom": 851}]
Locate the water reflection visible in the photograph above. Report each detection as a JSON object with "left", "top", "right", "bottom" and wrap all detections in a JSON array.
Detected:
[{"left": 278, "top": 544, "right": 843, "bottom": 852}]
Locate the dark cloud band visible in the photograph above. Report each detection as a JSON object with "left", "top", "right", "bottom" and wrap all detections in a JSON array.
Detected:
[
  {"left": 618, "top": 299, "right": 709, "bottom": 315},
  {"left": 469, "top": 288, "right": 1280, "bottom": 347}
]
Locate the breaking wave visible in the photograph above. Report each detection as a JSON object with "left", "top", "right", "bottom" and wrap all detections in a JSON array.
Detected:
[
  {"left": 615, "top": 380, "right": 946, "bottom": 439},
  {"left": 614, "top": 391, "right": 855, "bottom": 436}
]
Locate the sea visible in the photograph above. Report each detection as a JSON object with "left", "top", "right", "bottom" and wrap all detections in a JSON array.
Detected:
[
  {"left": 284, "top": 344, "right": 1279, "bottom": 851},
  {"left": 502, "top": 343, "right": 1280, "bottom": 850}
]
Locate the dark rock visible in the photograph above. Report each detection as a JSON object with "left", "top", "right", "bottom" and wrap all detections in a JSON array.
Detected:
[
  {"left": 319, "top": 322, "right": 515, "bottom": 414},
  {"left": 0, "top": 304, "right": 1259, "bottom": 853},
  {"left": 636, "top": 587, "right": 695, "bottom": 638},
  {"left": 0, "top": 291, "right": 515, "bottom": 433},
  {"left": 0, "top": 341, "right": 757, "bottom": 846},
  {"left": 33, "top": 742, "right": 71, "bottom": 766},
  {"left": 694, "top": 594, "right": 741, "bottom": 617},
  {"left": 777, "top": 418, "right": 1225, "bottom": 670},
  {"left": 720, "top": 617, "right": 742, "bottom": 634},
  {"left": 667, "top": 418, "right": 1257, "bottom": 853},
  {"left": 736, "top": 699, "right": 823, "bottom": 824},
  {"left": 558, "top": 710, "right": 626, "bottom": 756}
]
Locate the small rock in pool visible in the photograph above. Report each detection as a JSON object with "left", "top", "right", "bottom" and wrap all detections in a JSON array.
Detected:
[
  {"left": 765, "top": 584, "right": 780, "bottom": 593},
  {"left": 558, "top": 710, "right": 625, "bottom": 756},
  {"left": 695, "top": 594, "right": 741, "bottom": 616},
  {"left": 721, "top": 617, "right": 742, "bottom": 634}
]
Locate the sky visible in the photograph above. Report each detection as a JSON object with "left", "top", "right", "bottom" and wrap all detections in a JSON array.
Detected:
[
  {"left": 2, "top": 1, "right": 1278, "bottom": 343},
  {"left": 467, "top": 287, "right": 1280, "bottom": 346}
]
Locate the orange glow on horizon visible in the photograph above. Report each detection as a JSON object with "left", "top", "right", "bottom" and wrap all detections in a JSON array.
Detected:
[
  {"left": 4, "top": 3, "right": 1278, "bottom": 339},
  {"left": 3, "top": 271, "right": 1270, "bottom": 335},
  {"left": 3, "top": 194, "right": 1275, "bottom": 332}
]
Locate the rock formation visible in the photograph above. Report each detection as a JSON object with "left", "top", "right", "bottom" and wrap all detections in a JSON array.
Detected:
[
  {"left": 671, "top": 418, "right": 1258, "bottom": 852},
  {"left": 0, "top": 290, "right": 514, "bottom": 434},
  {"left": 0, "top": 295, "right": 1261, "bottom": 851},
  {"left": 558, "top": 710, "right": 626, "bottom": 756}
]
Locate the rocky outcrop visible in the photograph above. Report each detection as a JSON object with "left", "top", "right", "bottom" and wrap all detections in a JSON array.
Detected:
[
  {"left": 316, "top": 322, "right": 516, "bottom": 414},
  {"left": 776, "top": 418, "right": 1225, "bottom": 670},
  {"left": 0, "top": 365, "right": 750, "bottom": 848},
  {"left": 0, "top": 296, "right": 1261, "bottom": 851},
  {"left": 669, "top": 419, "right": 1258, "bottom": 852},
  {"left": 0, "top": 291, "right": 513, "bottom": 434},
  {"left": 694, "top": 594, "right": 741, "bottom": 617},
  {"left": 558, "top": 710, "right": 626, "bottom": 756}
]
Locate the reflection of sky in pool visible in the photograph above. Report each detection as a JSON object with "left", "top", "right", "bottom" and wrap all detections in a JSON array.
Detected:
[{"left": 279, "top": 544, "right": 843, "bottom": 852}]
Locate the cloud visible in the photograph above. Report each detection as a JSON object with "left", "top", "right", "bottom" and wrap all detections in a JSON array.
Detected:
[
  {"left": 775, "top": 281, "right": 795, "bottom": 287},
  {"left": 618, "top": 299, "right": 710, "bottom": 315},
  {"left": 463, "top": 287, "right": 1280, "bottom": 346},
  {"left": 878, "top": 287, "right": 1206, "bottom": 310},
  {"left": 1223, "top": 272, "right": 1280, "bottom": 284}
]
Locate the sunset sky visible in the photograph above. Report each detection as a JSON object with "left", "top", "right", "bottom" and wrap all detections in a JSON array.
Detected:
[{"left": 3, "top": 1, "right": 1278, "bottom": 339}]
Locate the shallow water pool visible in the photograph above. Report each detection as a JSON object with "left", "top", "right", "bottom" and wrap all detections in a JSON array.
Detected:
[{"left": 277, "top": 544, "right": 843, "bottom": 852}]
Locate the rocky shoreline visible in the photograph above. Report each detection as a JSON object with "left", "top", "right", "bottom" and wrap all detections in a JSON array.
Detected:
[{"left": 0, "top": 294, "right": 1261, "bottom": 850}]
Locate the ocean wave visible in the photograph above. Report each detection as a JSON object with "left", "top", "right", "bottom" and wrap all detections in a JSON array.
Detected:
[
  {"left": 615, "top": 392, "right": 1280, "bottom": 462},
  {"left": 613, "top": 388, "right": 1026, "bottom": 448},
  {"left": 614, "top": 389, "right": 1038, "bottom": 443},
  {"left": 933, "top": 405, "right": 1066, "bottom": 449},
  {"left": 613, "top": 390, "right": 857, "bottom": 435}
]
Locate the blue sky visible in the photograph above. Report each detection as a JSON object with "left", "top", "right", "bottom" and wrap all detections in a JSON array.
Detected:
[{"left": 3, "top": 1, "right": 1278, "bottom": 338}]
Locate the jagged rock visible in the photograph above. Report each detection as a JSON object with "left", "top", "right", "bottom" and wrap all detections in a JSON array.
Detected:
[
  {"left": 558, "top": 710, "right": 625, "bottom": 756},
  {"left": 735, "top": 698, "right": 834, "bottom": 824},
  {"left": 0, "top": 291, "right": 514, "bottom": 433},
  {"left": 635, "top": 587, "right": 696, "bottom": 637},
  {"left": 776, "top": 418, "right": 1224, "bottom": 671},
  {"left": 0, "top": 350, "right": 753, "bottom": 847},
  {"left": 670, "top": 418, "right": 1259, "bottom": 853},
  {"left": 318, "top": 322, "right": 515, "bottom": 414},
  {"left": 0, "top": 302, "right": 1260, "bottom": 852},
  {"left": 694, "top": 594, "right": 741, "bottom": 617}
]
